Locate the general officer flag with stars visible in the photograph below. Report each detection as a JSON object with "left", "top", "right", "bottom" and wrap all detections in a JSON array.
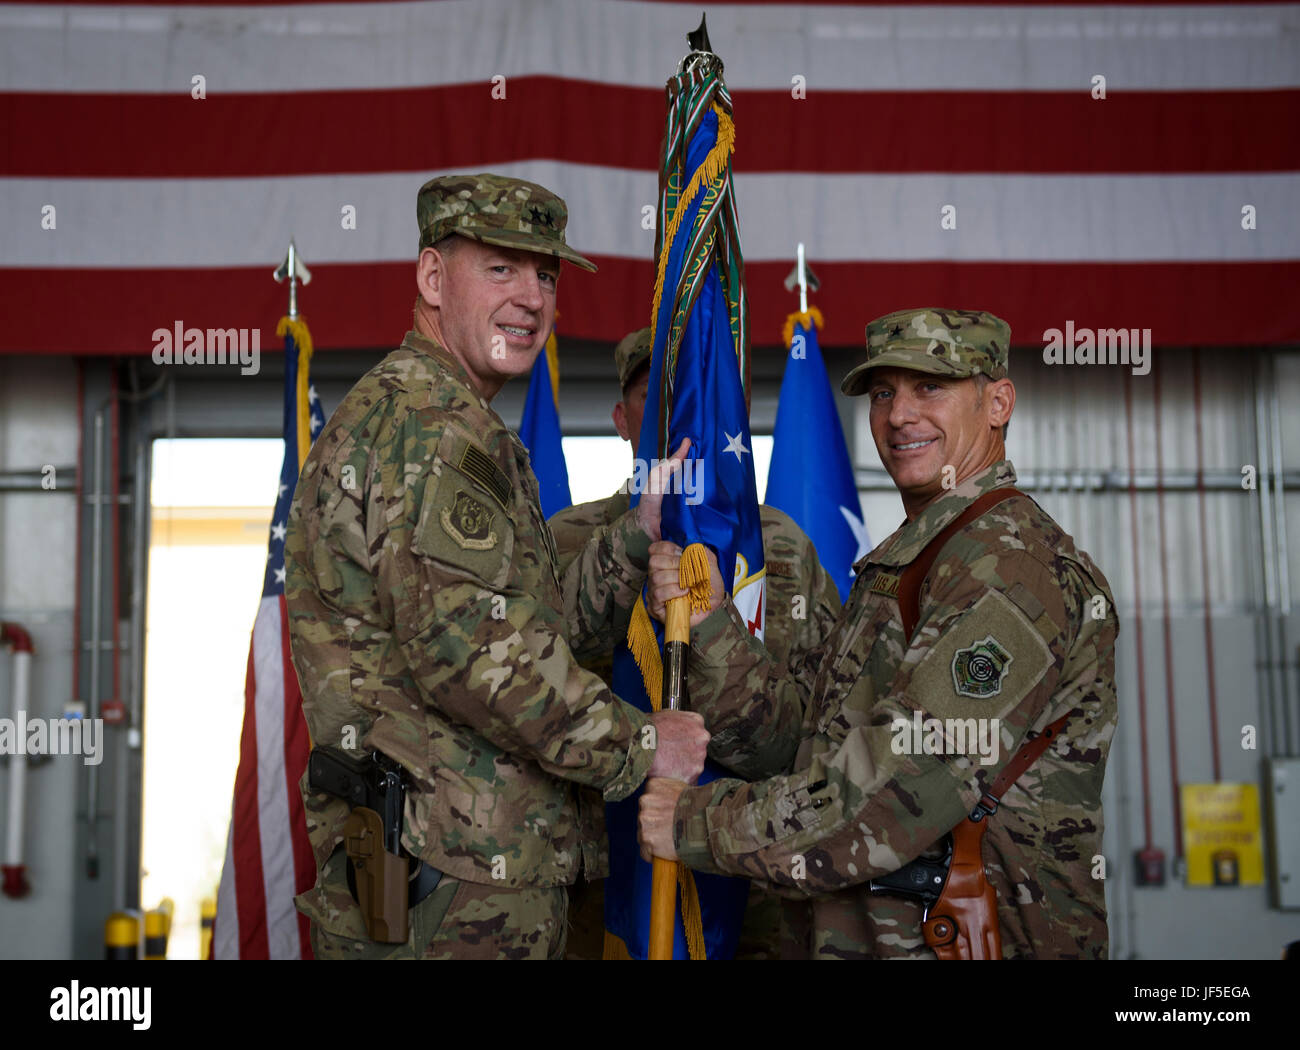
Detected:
[
  {"left": 518, "top": 327, "right": 572, "bottom": 518},
  {"left": 215, "top": 315, "right": 326, "bottom": 960},
  {"left": 603, "top": 41, "right": 761, "bottom": 961},
  {"left": 767, "top": 309, "right": 870, "bottom": 601}
]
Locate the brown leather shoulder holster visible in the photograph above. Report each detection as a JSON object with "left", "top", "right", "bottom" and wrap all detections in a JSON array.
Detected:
[{"left": 897, "top": 487, "right": 1070, "bottom": 960}]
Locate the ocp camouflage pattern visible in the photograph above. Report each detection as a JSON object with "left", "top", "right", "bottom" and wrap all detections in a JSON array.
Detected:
[
  {"left": 549, "top": 490, "right": 844, "bottom": 958},
  {"left": 416, "top": 172, "right": 596, "bottom": 271},
  {"left": 612, "top": 326, "right": 654, "bottom": 391},
  {"left": 840, "top": 308, "right": 1012, "bottom": 393},
  {"left": 671, "top": 460, "right": 1119, "bottom": 959},
  {"left": 306, "top": 845, "right": 569, "bottom": 960},
  {"left": 284, "top": 330, "right": 658, "bottom": 938}
]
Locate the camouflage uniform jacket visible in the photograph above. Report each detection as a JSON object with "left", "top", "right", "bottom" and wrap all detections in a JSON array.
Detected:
[
  {"left": 671, "top": 460, "right": 1119, "bottom": 958},
  {"left": 285, "top": 331, "right": 655, "bottom": 892},
  {"left": 550, "top": 490, "right": 844, "bottom": 959},
  {"left": 549, "top": 488, "right": 843, "bottom": 703}
]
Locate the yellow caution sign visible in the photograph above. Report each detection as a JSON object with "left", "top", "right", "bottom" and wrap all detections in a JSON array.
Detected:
[{"left": 1181, "top": 783, "right": 1263, "bottom": 886}]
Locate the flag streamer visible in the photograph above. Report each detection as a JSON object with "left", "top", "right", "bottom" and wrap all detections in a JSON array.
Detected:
[
  {"left": 278, "top": 315, "right": 315, "bottom": 471},
  {"left": 605, "top": 39, "right": 761, "bottom": 962}
]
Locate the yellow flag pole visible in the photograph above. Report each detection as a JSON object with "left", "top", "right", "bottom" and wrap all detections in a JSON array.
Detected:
[
  {"left": 648, "top": 544, "right": 712, "bottom": 960},
  {"left": 648, "top": 591, "right": 690, "bottom": 960}
]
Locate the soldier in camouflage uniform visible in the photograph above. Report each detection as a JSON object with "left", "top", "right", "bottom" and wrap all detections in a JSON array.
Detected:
[
  {"left": 548, "top": 327, "right": 843, "bottom": 959},
  {"left": 285, "top": 173, "right": 708, "bottom": 960},
  {"left": 639, "top": 308, "right": 1119, "bottom": 959}
]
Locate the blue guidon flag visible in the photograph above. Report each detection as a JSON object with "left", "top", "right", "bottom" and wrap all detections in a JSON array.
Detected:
[
  {"left": 604, "top": 38, "right": 763, "bottom": 961},
  {"left": 518, "top": 329, "right": 572, "bottom": 518},
  {"left": 767, "top": 308, "right": 870, "bottom": 602}
]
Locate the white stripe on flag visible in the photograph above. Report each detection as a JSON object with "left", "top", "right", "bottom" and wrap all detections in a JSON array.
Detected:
[
  {"left": 214, "top": 808, "right": 240, "bottom": 959},
  {"left": 2, "top": 1, "right": 1296, "bottom": 93},
  {"left": 3, "top": 169, "right": 1297, "bottom": 268},
  {"left": 250, "top": 595, "right": 301, "bottom": 960}
]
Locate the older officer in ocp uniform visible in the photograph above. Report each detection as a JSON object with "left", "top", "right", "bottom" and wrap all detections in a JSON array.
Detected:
[{"left": 285, "top": 174, "right": 707, "bottom": 959}]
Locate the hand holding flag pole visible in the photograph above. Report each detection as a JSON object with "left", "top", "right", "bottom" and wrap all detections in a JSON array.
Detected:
[
  {"left": 616, "top": 11, "right": 757, "bottom": 961},
  {"left": 648, "top": 543, "right": 713, "bottom": 959}
]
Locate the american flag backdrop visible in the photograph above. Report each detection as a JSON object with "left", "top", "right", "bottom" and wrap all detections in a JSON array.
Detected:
[
  {"left": 213, "top": 318, "right": 325, "bottom": 960},
  {"left": 1, "top": 0, "right": 1298, "bottom": 356}
]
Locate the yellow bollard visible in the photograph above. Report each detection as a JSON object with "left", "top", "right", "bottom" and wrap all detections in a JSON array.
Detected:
[
  {"left": 200, "top": 898, "right": 216, "bottom": 960},
  {"left": 144, "top": 898, "right": 173, "bottom": 960},
  {"left": 104, "top": 912, "right": 139, "bottom": 960}
]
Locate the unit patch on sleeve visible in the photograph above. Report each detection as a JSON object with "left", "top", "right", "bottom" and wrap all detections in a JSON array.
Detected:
[
  {"left": 441, "top": 490, "right": 498, "bottom": 550},
  {"left": 951, "top": 636, "right": 1013, "bottom": 699}
]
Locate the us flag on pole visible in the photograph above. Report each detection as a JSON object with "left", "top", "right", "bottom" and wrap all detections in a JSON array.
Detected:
[{"left": 215, "top": 317, "right": 326, "bottom": 960}]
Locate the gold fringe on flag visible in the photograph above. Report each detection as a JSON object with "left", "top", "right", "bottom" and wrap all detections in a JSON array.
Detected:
[
  {"left": 625, "top": 542, "right": 717, "bottom": 959},
  {"left": 678, "top": 543, "right": 713, "bottom": 616},
  {"left": 780, "top": 306, "right": 825, "bottom": 351},
  {"left": 625, "top": 92, "right": 737, "bottom": 963},
  {"left": 277, "top": 315, "right": 315, "bottom": 472},
  {"left": 603, "top": 931, "right": 634, "bottom": 960},
  {"left": 627, "top": 598, "right": 663, "bottom": 712},
  {"left": 677, "top": 862, "right": 708, "bottom": 961},
  {"left": 545, "top": 325, "right": 561, "bottom": 412},
  {"left": 649, "top": 104, "right": 736, "bottom": 359}
]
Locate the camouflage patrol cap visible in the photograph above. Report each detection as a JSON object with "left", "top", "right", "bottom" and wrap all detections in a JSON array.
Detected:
[
  {"left": 840, "top": 308, "right": 1011, "bottom": 395},
  {"left": 417, "top": 173, "right": 597, "bottom": 272},
  {"left": 614, "top": 327, "right": 653, "bottom": 390}
]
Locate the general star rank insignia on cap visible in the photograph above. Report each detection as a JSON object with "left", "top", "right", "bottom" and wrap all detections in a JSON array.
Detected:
[
  {"left": 441, "top": 490, "right": 498, "bottom": 550},
  {"left": 952, "top": 636, "right": 1013, "bottom": 699}
]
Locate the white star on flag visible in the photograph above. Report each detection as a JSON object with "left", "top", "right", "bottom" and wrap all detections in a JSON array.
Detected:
[
  {"left": 722, "top": 431, "right": 750, "bottom": 463},
  {"left": 840, "top": 505, "right": 872, "bottom": 563},
  {"left": 274, "top": 567, "right": 286, "bottom": 585},
  {"left": 278, "top": 482, "right": 288, "bottom": 498},
  {"left": 308, "top": 385, "right": 319, "bottom": 403},
  {"left": 270, "top": 521, "right": 287, "bottom": 542}
]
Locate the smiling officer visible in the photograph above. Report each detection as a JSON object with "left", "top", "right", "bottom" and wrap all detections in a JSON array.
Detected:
[
  {"left": 639, "top": 308, "right": 1119, "bottom": 959},
  {"left": 284, "top": 174, "right": 707, "bottom": 959}
]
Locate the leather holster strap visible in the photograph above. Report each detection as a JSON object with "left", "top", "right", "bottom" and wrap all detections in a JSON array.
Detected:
[{"left": 898, "top": 487, "right": 1026, "bottom": 643}]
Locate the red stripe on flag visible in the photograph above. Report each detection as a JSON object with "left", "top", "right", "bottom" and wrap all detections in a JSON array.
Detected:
[
  {"left": 231, "top": 631, "right": 270, "bottom": 959},
  {"left": 3, "top": 259, "right": 1297, "bottom": 353},
  {"left": 7, "top": 0, "right": 1293, "bottom": 7},
  {"left": 4, "top": 85, "right": 1297, "bottom": 177},
  {"left": 278, "top": 595, "right": 315, "bottom": 959}
]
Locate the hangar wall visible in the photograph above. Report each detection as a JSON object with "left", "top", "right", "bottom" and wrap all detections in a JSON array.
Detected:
[{"left": 2, "top": 341, "right": 1298, "bottom": 959}]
